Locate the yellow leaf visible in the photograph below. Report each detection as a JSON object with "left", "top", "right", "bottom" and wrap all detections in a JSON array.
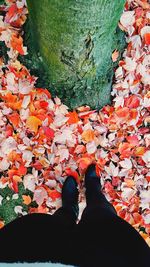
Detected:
[
  {"left": 13, "top": 175, "right": 22, "bottom": 182},
  {"left": 26, "top": 116, "right": 42, "bottom": 133},
  {"left": 22, "top": 195, "right": 32, "bottom": 205},
  {"left": 82, "top": 129, "right": 95, "bottom": 143},
  {"left": 134, "top": 147, "right": 145, "bottom": 156},
  {"left": 39, "top": 157, "right": 50, "bottom": 168},
  {"left": 124, "top": 178, "right": 135, "bottom": 188},
  {"left": 112, "top": 50, "right": 119, "bottom": 62}
]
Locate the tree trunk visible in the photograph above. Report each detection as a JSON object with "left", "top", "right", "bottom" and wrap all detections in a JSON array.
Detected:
[{"left": 27, "top": 0, "right": 125, "bottom": 109}]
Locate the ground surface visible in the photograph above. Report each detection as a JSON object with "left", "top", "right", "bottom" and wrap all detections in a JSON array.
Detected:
[{"left": 0, "top": 0, "right": 150, "bottom": 247}]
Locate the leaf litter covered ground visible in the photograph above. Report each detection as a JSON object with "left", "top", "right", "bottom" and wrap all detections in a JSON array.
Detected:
[{"left": 0, "top": 0, "right": 150, "bottom": 246}]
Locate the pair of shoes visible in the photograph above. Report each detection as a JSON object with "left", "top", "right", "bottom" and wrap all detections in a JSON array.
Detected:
[{"left": 62, "top": 164, "right": 101, "bottom": 220}]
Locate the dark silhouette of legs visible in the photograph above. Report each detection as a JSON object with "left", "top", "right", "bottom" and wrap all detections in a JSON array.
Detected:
[
  {"left": 75, "top": 165, "right": 150, "bottom": 267},
  {"left": 0, "top": 165, "right": 150, "bottom": 267},
  {"left": 0, "top": 176, "right": 79, "bottom": 264}
]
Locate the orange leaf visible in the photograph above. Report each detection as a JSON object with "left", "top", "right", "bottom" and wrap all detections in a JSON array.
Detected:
[
  {"left": 82, "top": 129, "right": 95, "bottom": 143},
  {"left": 7, "top": 112, "right": 20, "bottom": 127},
  {"left": 124, "top": 178, "right": 135, "bottom": 187},
  {"left": 97, "top": 158, "right": 107, "bottom": 167},
  {"left": 2, "top": 92, "right": 17, "bottom": 102},
  {"left": 116, "top": 107, "right": 129, "bottom": 118},
  {"left": 37, "top": 206, "right": 48, "bottom": 214},
  {"left": 22, "top": 195, "right": 32, "bottom": 205},
  {"left": 112, "top": 50, "right": 119, "bottom": 62},
  {"left": 140, "top": 232, "right": 149, "bottom": 241},
  {"left": 10, "top": 100, "right": 22, "bottom": 111},
  {"left": 26, "top": 116, "right": 42, "bottom": 133},
  {"left": 133, "top": 212, "right": 143, "bottom": 224},
  {"left": 144, "top": 33, "right": 150, "bottom": 45},
  {"left": 0, "top": 220, "right": 4, "bottom": 229},
  {"left": 10, "top": 34, "right": 24, "bottom": 55},
  {"left": 29, "top": 102, "right": 36, "bottom": 113},
  {"left": 115, "top": 204, "right": 122, "bottom": 213},
  {"left": 146, "top": 176, "right": 150, "bottom": 182},
  {"left": 118, "top": 143, "right": 133, "bottom": 158},
  {"left": 135, "top": 0, "right": 150, "bottom": 9},
  {"left": 3, "top": 92, "right": 22, "bottom": 110},
  {"left": 36, "top": 114, "right": 47, "bottom": 121},
  {"left": 134, "top": 147, "right": 146, "bottom": 156},
  {"left": 66, "top": 111, "right": 79, "bottom": 124},
  {"left": 130, "top": 109, "right": 138, "bottom": 120}
]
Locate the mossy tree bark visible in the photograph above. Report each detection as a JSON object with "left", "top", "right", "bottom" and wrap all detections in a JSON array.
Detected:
[{"left": 27, "top": 0, "right": 125, "bottom": 109}]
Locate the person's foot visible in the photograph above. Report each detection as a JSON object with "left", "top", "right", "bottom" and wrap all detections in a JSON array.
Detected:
[
  {"left": 84, "top": 164, "right": 102, "bottom": 205},
  {"left": 62, "top": 176, "right": 79, "bottom": 221}
]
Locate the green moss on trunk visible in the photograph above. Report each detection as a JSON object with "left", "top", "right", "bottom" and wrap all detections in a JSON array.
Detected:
[{"left": 27, "top": 0, "right": 125, "bottom": 109}]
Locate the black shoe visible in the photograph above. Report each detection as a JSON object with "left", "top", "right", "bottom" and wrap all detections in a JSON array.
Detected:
[
  {"left": 62, "top": 176, "right": 79, "bottom": 221},
  {"left": 85, "top": 164, "right": 102, "bottom": 205}
]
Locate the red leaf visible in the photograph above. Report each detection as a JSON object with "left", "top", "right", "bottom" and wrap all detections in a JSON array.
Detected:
[
  {"left": 112, "top": 177, "right": 120, "bottom": 187},
  {"left": 17, "top": 165, "right": 27, "bottom": 176},
  {"left": 12, "top": 179, "right": 18, "bottom": 193},
  {"left": 8, "top": 169, "right": 18, "bottom": 179},
  {"left": 40, "top": 101, "right": 49, "bottom": 109},
  {"left": 138, "top": 127, "right": 150, "bottom": 135},
  {"left": 5, "top": 4, "right": 17, "bottom": 23},
  {"left": 31, "top": 161, "right": 43, "bottom": 170},
  {"left": 5, "top": 124, "right": 13, "bottom": 137},
  {"left": 124, "top": 95, "right": 140, "bottom": 109},
  {"left": 126, "top": 135, "right": 139, "bottom": 146},
  {"left": 42, "top": 126, "right": 55, "bottom": 140},
  {"left": 49, "top": 190, "right": 61, "bottom": 201},
  {"left": 133, "top": 213, "right": 143, "bottom": 224}
]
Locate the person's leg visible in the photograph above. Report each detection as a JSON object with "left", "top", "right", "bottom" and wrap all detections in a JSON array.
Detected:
[
  {"left": 52, "top": 175, "right": 79, "bottom": 265},
  {"left": 76, "top": 165, "right": 150, "bottom": 267},
  {"left": 53, "top": 175, "right": 79, "bottom": 226},
  {"left": 0, "top": 176, "right": 79, "bottom": 265}
]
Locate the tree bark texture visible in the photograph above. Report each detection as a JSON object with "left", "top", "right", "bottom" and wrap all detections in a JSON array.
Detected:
[{"left": 27, "top": 0, "right": 126, "bottom": 109}]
